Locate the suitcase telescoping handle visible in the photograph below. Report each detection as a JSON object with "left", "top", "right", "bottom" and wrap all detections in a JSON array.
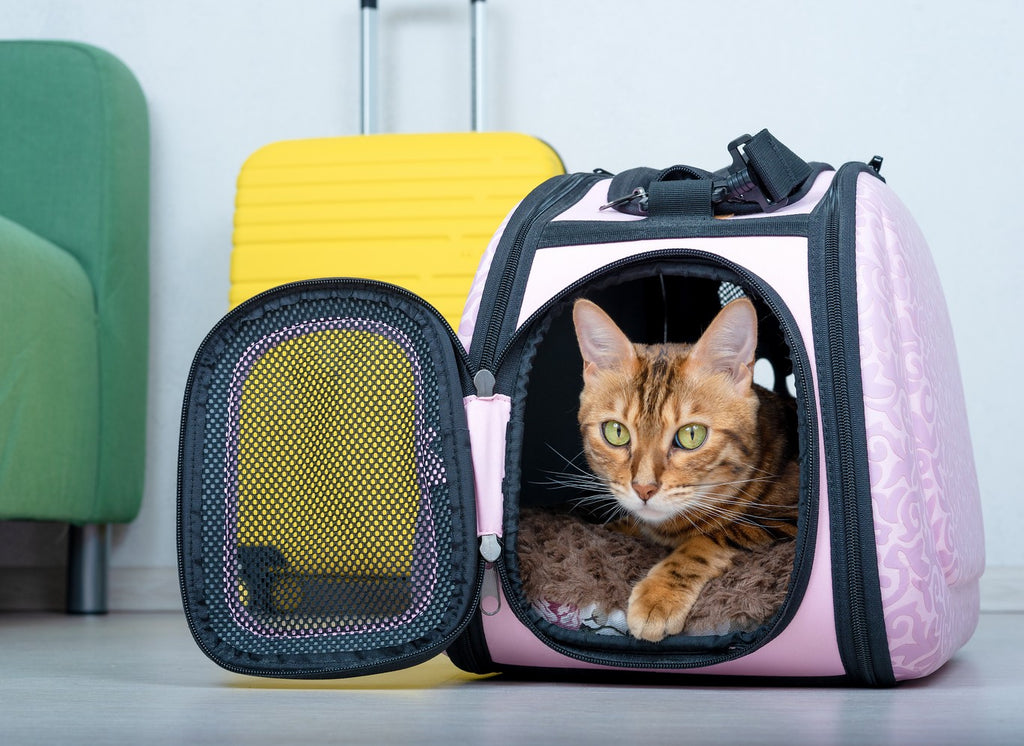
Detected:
[{"left": 360, "top": 0, "right": 487, "bottom": 134}]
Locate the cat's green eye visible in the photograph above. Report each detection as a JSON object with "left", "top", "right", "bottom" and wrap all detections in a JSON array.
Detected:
[
  {"left": 602, "top": 421, "right": 631, "bottom": 447},
  {"left": 675, "top": 423, "right": 708, "bottom": 450}
]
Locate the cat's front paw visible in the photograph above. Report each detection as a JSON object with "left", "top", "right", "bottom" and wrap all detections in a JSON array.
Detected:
[{"left": 626, "top": 577, "right": 695, "bottom": 642}]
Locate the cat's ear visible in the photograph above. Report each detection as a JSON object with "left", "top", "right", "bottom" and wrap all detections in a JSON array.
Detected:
[
  {"left": 690, "top": 298, "right": 758, "bottom": 392},
  {"left": 572, "top": 299, "right": 637, "bottom": 381}
]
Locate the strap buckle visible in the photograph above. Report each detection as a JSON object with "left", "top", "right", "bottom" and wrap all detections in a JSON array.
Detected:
[{"left": 712, "top": 134, "right": 790, "bottom": 214}]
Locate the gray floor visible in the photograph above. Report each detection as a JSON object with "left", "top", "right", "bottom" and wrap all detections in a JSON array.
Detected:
[{"left": 0, "top": 611, "right": 1019, "bottom": 745}]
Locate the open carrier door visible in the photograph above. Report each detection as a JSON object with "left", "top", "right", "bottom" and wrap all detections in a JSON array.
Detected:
[{"left": 178, "top": 280, "right": 480, "bottom": 678}]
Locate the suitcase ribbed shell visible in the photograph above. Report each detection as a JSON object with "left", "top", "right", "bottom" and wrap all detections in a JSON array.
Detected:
[{"left": 230, "top": 132, "right": 564, "bottom": 327}]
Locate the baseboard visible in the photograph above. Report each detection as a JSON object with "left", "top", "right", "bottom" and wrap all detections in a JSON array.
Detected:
[
  {"left": 109, "top": 567, "right": 183, "bottom": 611},
  {"left": 978, "top": 566, "right": 1024, "bottom": 612},
  {"left": 3, "top": 565, "right": 1023, "bottom": 613},
  {"left": 0, "top": 567, "right": 181, "bottom": 612}
]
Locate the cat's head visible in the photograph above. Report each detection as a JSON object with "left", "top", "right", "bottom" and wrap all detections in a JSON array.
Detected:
[{"left": 572, "top": 297, "right": 761, "bottom": 528}]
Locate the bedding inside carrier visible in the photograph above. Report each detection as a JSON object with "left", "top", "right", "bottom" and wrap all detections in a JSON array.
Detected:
[{"left": 504, "top": 263, "right": 811, "bottom": 653}]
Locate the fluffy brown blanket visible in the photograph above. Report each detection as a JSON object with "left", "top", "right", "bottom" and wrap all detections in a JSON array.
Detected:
[{"left": 517, "top": 507, "right": 795, "bottom": 637}]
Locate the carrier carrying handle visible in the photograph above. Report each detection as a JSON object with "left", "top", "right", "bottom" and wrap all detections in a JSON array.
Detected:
[
  {"left": 360, "top": 0, "right": 487, "bottom": 134},
  {"left": 604, "top": 129, "right": 815, "bottom": 217}
]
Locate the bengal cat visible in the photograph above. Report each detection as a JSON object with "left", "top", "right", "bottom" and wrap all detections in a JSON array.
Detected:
[{"left": 571, "top": 297, "right": 799, "bottom": 642}]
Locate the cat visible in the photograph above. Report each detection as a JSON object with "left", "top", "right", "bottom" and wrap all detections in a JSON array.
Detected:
[{"left": 571, "top": 297, "right": 799, "bottom": 642}]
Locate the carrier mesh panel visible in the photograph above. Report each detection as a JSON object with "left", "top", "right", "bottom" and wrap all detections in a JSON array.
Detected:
[
  {"left": 718, "top": 281, "right": 747, "bottom": 306},
  {"left": 194, "top": 293, "right": 463, "bottom": 659}
]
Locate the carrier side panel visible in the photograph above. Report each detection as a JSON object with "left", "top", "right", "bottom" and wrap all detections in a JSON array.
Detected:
[
  {"left": 178, "top": 280, "right": 477, "bottom": 678},
  {"left": 853, "top": 174, "right": 984, "bottom": 680}
]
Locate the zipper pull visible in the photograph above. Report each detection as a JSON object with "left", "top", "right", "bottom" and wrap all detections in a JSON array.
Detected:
[
  {"left": 479, "top": 533, "right": 501, "bottom": 616},
  {"left": 480, "top": 533, "right": 501, "bottom": 563},
  {"left": 473, "top": 369, "right": 495, "bottom": 397}
]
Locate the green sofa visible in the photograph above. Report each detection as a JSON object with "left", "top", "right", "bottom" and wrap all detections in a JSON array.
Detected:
[{"left": 0, "top": 41, "right": 149, "bottom": 612}]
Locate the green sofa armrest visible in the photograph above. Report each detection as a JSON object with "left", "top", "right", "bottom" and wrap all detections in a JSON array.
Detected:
[{"left": 0, "top": 41, "right": 149, "bottom": 523}]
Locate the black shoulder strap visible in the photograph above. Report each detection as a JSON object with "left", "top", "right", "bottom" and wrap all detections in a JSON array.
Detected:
[{"left": 603, "top": 129, "right": 816, "bottom": 217}]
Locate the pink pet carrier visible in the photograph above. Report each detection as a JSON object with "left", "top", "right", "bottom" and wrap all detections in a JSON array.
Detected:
[{"left": 178, "top": 130, "right": 983, "bottom": 685}]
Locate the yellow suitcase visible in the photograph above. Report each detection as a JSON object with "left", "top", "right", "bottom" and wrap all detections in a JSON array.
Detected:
[
  {"left": 231, "top": 131, "right": 563, "bottom": 327},
  {"left": 230, "top": 1, "right": 564, "bottom": 328},
  {"left": 226, "top": 1, "right": 563, "bottom": 615}
]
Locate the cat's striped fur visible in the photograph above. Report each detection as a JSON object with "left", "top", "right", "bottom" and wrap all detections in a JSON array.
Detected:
[{"left": 572, "top": 297, "right": 798, "bottom": 642}]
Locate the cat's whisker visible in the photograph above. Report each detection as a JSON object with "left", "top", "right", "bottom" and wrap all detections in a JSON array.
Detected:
[
  {"left": 544, "top": 445, "right": 592, "bottom": 476},
  {"left": 674, "top": 508, "right": 710, "bottom": 536},
  {"left": 683, "top": 493, "right": 796, "bottom": 531},
  {"left": 536, "top": 447, "right": 612, "bottom": 493},
  {"left": 689, "top": 491, "right": 787, "bottom": 509},
  {"left": 540, "top": 474, "right": 607, "bottom": 491},
  {"left": 557, "top": 490, "right": 616, "bottom": 512},
  {"left": 567, "top": 492, "right": 620, "bottom": 508},
  {"left": 695, "top": 489, "right": 793, "bottom": 512},
  {"left": 574, "top": 500, "right": 627, "bottom": 525},
  {"left": 684, "top": 506, "right": 771, "bottom": 533},
  {"left": 534, "top": 453, "right": 633, "bottom": 524},
  {"left": 535, "top": 468, "right": 608, "bottom": 490},
  {"left": 690, "top": 474, "right": 780, "bottom": 490},
  {"left": 599, "top": 505, "right": 630, "bottom": 525},
  {"left": 722, "top": 460, "right": 782, "bottom": 479}
]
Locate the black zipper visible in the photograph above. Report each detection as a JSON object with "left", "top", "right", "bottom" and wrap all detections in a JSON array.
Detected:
[
  {"left": 815, "top": 167, "right": 894, "bottom": 686},
  {"left": 822, "top": 191, "right": 872, "bottom": 677},
  {"left": 176, "top": 277, "right": 479, "bottom": 679},
  {"left": 487, "top": 248, "right": 819, "bottom": 669},
  {"left": 475, "top": 172, "right": 599, "bottom": 373}
]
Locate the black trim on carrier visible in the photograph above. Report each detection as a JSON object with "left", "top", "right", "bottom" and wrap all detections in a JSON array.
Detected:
[
  {"left": 808, "top": 165, "right": 896, "bottom": 687},
  {"left": 486, "top": 250, "right": 820, "bottom": 671},
  {"left": 539, "top": 214, "right": 812, "bottom": 247}
]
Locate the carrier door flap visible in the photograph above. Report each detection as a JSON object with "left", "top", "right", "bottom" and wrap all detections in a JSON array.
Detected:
[{"left": 178, "top": 280, "right": 478, "bottom": 678}]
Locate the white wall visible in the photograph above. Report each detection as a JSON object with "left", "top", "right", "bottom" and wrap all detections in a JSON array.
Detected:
[{"left": 2, "top": 0, "right": 1021, "bottom": 606}]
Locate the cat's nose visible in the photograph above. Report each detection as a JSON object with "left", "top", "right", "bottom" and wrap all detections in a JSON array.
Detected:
[{"left": 632, "top": 483, "right": 659, "bottom": 502}]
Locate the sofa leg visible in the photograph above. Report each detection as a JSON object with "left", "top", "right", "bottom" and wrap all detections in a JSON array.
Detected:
[{"left": 67, "top": 523, "right": 109, "bottom": 614}]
